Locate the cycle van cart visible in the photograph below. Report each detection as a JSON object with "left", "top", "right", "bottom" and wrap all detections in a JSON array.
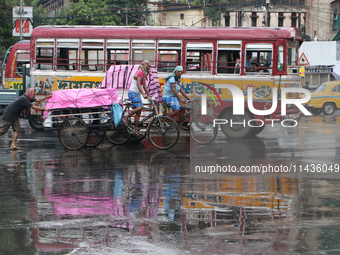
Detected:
[
  {"left": 43, "top": 88, "right": 120, "bottom": 150},
  {"left": 42, "top": 85, "right": 180, "bottom": 150}
]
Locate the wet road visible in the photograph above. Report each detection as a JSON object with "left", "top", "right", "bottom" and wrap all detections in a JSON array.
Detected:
[{"left": 1, "top": 114, "right": 340, "bottom": 254}]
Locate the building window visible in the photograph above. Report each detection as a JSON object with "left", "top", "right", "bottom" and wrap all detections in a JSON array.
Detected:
[
  {"left": 180, "top": 14, "right": 184, "bottom": 20},
  {"left": 225, "top": 12, "right": 230, "bottom": 27},
  {"left": 332, "top": 7, "right": 338, "bottom": 32},
  {"left": 291, "top": 12, "right": 297, "bottom": 27},
  {"left": 237, "top": 11, "right": 243, "bottom": 27},
  {"left": 251, "top": 12, "right": 257, "bottom": 27},
  {"left": 267, "top": 12, "right": 271, "bottom": 27},
  {"left": 278, "top": 12, "right": 284, "bottom": 27}
]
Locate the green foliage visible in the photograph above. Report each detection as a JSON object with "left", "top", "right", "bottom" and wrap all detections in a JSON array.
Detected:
[
  {"left": 30, "top": 0, "right": 56, "bottom": 26},
  {"left": 204, "top": 0, "right": 229, "bottom": 26},
  {"left": 0, "top": 0, "right": 21, "bottom": 57},
  {"left": 55, "top": 0, "right": 122, "bottom": 25},
  {"left": 105, "top": 0, "right": 149, "bottom": 26}
]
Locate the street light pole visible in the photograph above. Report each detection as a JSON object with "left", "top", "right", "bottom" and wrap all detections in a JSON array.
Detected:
[
  {"left": 219, "top": 0, "right": 221, "bottom": 26},
  {"left": 20, "top": 0, "right": 23, "bottom": 40},
  {"left": 126, "top": 7, "right": 128, "bottom": 26}
]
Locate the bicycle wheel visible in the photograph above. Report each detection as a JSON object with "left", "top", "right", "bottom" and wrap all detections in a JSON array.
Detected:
[
  {"left": 86, "top": 130, "right": 106, "bottom": 147},
  {"left": 190, "top": 114, "right": 217, "bottom": 145},
  {"left": 106, "top": 126, "right": 131, "bottom": 145},
  {"left": 58, "top": 117, "right": 89, "bottom": 150},
  {"left": 147, "top": 116, "right": 180, "bottom": 150}
]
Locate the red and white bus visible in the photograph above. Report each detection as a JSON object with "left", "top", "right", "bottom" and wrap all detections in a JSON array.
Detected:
[
  {"left": 29, "top": 26, "right": 303, "bottom": 137},
  {"left": 1, "top": 40, "right": 30, "bottom": 89}
]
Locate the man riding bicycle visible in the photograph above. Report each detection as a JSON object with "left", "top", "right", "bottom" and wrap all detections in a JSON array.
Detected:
[
  {"left": 162, "top": 66, "right": 190, "bottom": 130},
  {"left": 122, "top": 60, "right": 152, "bottom": 128}
]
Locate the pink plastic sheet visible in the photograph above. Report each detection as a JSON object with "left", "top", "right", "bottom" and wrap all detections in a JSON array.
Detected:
[
  {"left": 99, "top": 65, "right": 163, "bottom": 103},
  {"left": 45, "top": 88, "right": 119, "bottom": 110}
]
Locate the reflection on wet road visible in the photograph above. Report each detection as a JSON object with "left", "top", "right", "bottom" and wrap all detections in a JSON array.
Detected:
[{"left": 1, "top": 115, "right": 340, "bottom": 254}]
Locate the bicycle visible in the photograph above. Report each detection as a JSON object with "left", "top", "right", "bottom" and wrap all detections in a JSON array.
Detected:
[
  {"left": 106, "top": 98, "right": 180, "bottom": 150},
  {"left": 163, "top": 100, "right": 218, "bottom": 145}
]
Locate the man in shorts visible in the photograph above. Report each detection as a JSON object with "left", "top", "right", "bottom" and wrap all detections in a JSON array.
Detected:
[
  {"left": 162, "top": 65, "right": 190, "bottom": 130},
  {"left": 0, "top": 88, "right": 51, "bottom": 150},
  {"left": 122, "top": 60, "right": 152, "bottom": 127}
]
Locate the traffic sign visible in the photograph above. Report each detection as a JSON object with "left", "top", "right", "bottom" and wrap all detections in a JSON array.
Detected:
[{"left": 299, "top": 53, "right": 310, "bottom": 65}]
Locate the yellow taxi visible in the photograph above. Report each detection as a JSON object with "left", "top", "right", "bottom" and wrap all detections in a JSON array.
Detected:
[{"left": 304, "top": 81, "right": 340, "bottom": 115}]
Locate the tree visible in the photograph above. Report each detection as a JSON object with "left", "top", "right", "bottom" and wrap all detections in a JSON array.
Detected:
[
  {"left": 104, "top": 0, "right": 149, "bottom": 26},
  {"left": 0, "top": 0, "right": 21, "bottom": 57},
  {"left": 203, "top": 0, "right": 229, "bottom": 26},
  {"left": 54, "top": 0, "right": 122, "bottom": 25},
  {"left": 30, "top": 0, "right": 57, "bottom": 27}
]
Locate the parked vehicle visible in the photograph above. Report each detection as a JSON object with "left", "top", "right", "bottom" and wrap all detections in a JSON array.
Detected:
[
  {"left": 0, "top": 41, "right": 30, "bottom": 118},
  {"left": 304, "top": 81, "right": 340, "bottom": 115},
  {"left": 1, "top": 40, "right": 30, "bottom": 89}
]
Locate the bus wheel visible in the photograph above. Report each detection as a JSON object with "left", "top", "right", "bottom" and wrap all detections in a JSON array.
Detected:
[
  {"left": 247, "top": 121, "right": 266, "bottom": 137},
  {"left": 322, "top": 103, "right": 336, "bottom": 115},
  {"left": 220, "top": 109, "right": 252, "bottom": 139},
  {"left": 28, "top": 115, "right": 44, "bottom": 130}
]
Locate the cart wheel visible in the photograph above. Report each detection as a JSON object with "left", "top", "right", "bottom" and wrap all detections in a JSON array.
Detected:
[
  {"left": 106, "top": 126, "right": 131, "bottom": 145},
  {"left": 86, "top": 130, "right": 106, "bottom": 147},
  {"left": 58, "top": 117, "right": 89, "bottom": 150}
]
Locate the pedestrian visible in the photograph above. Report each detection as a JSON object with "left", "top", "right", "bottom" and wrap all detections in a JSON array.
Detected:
[
  {"left": 0, "top": 88, "right": 52, "bottom": 150},
  {"left": 162, "top": 65, "right": 190, "bottom": 130},
  {"left": 122, "top": 60, "right": 152, "bottom": 131}
]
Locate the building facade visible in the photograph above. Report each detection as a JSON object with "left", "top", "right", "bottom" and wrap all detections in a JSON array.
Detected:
[
  {"left": 36, "top": 0, "right": 339, "bottom": 41},
  {"left": 149, "top": 0, "right": 337, "bottom": 41}
]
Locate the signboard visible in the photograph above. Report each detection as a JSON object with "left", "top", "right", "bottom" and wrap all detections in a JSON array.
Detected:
[
  {"left": 12, "top": 6, "right": 33, "bottom": 37},
  {"left": 299, "top": 66, "right": 305, "bottom": 77},
  {"left": 305, "top": 67, "right": 333, "bottom": 74},
  {"left": 299, "top": 41, "right": 336, "bottom": 66}
]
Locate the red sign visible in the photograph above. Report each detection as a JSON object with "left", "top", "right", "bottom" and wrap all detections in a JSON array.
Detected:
[
  {"left": 16, "top": 19, "right": 30, "bottom": 33},
  {"left": 299, "top": 53, "right": 310, "bottom": 65}
]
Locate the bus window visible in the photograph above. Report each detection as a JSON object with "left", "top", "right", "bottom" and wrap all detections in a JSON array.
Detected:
[
  {"left": 57, "top": 39, "right": 78, "bottom": 71},
  {"left": 277, "top": 45, "right": 284, "bottom": 71},
  {"left": 158, "top": 51, "right": 178, "bottom": 73},
  {"left": 186, "top": 43, "right": 213, "bottom": 72},
  {"left": 245, "top": 43, "right": 273, "bottom": 74},
  {"left": 132, "top": 40, "right": 155, "bottom": 65},
  {"left": 107, "top": 39, "right": 129, "bottom": 68},
  {"left": 36, "top": 39, "right": 54, "bottom": 70},
  {"left": 287, "top": 41, "right": 298, "bottom": 74},
  {"left": 157, "top": 40, "right": 181, "bottom": 72},
  {"left": 16, "top": 62, "right": 23, "bottom": 77},
  {"left": 17, "top": 49, "right": 30, "bottom": 66},
  {"left": 81, "top": 39, "right": 104, "bottom": 71},
  {"left": 217, "top": 40, "right": 241, "bottom": 74}
]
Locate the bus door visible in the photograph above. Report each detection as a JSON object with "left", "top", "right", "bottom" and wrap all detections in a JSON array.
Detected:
[
  {"left": 242, "top": 43, "right": 274, "bottom": 104},
  {"left": 2, "top": 46, "right": 13, "bottom": 87},
  {"left": 16, "top": 48, "right": 30, "bottom": 77}
]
